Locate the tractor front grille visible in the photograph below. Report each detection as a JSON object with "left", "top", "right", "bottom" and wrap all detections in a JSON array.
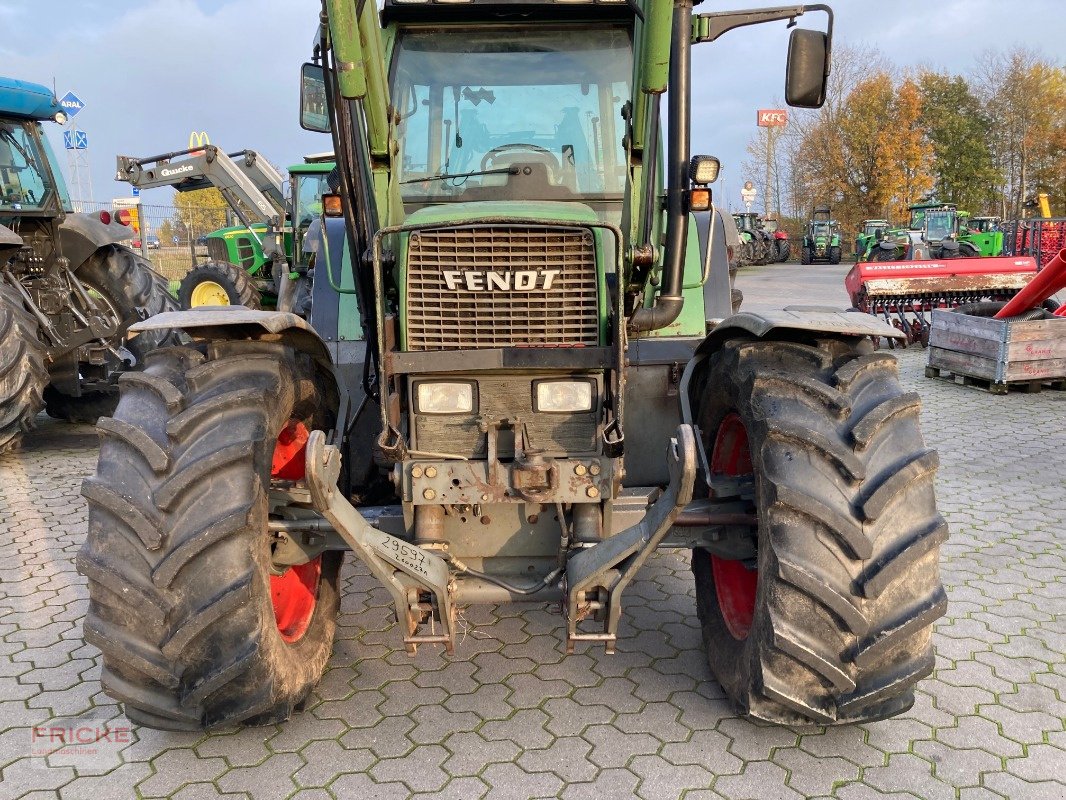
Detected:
[{"left": 405, "top": 225, "right": 599, "bottom": 350}]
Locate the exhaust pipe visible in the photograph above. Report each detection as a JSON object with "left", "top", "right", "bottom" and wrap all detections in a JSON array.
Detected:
[{"left": 629, "top": 0, "right": 692, "bottom": 333}]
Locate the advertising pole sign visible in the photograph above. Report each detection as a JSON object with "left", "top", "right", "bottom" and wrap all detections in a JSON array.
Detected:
[{"left": 757, "top": 109, "right": 788, "bottom": 127}]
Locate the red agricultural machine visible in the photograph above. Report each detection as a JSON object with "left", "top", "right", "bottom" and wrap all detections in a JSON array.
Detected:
[{"left": 845, "top": 256, "right": 1039, "bottom": 346}]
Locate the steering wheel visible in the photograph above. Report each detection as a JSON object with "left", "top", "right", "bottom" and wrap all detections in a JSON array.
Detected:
[{"left": 480, "top": 143, "right": 560, "bottom": 174}]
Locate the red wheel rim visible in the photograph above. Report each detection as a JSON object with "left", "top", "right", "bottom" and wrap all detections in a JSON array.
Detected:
[
  {"left": 270, "top": 420, "right": 320, "bottom": 643},
  {"left": 271, "top": 559, "right": 322, "bottom": 643},
  {"left": 709, "top": 412, "right": 758, "bottom": 641}
]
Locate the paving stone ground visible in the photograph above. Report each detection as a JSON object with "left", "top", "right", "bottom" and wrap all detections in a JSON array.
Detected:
[{"left": 1, "top": 261, "right": 1063, "bottom": 799}]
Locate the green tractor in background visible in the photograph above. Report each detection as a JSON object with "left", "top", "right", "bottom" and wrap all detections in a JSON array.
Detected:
[
  {"left": 959, "top": 214, "right": 1003, "bottom": 257},
  {"left": 731, "top": 211, "right": 774, "bottom": 265},
  {"left": 800, "top": 205, "right": 841, "bottom": 264},
  {"left": 854, "top": 219, "right": 889, "bottom": 262},
  {"left": 199, "top": 157, "right": 337, "bottom": 309},
  {"left": 866, "top": 200, "right": 989, "bottom": 261},
  {"left": 118, "top": 148, "right": 336, "bottom": 311}
]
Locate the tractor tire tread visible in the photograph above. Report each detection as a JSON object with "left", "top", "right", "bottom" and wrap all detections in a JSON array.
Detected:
[
  {"left": 0, "top": 284, "right": 47, "bottom": 452},
  {"left": 79, "top": 343, "right": 340, "bottom": 730},
  {"left": 693, "top": 335, "right": 945, "bottom": 725}
]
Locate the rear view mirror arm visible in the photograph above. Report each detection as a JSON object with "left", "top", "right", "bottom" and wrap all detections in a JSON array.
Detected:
[{"left": 692, "top": 4, "right": 833, "bottom": 45}]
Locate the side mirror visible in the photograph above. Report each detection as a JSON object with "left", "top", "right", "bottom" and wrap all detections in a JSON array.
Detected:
[
  {"left": 785, "top": 28, "right": 829, "bottom": 108},
  {"left": 300, "top": 63, "right": 331, "bottom": 133}
]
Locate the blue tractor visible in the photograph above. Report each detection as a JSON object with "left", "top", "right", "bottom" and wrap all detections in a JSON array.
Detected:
[{"left": 0, "top": 78, "right": 176, "bottom": 450}]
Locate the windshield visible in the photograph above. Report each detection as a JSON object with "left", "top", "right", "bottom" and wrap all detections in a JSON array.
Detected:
[
  {"left": 923, "top": 210, "right": 955, "bottom": 241},
  {"left": 0, "top": 121, "right": 61, "bottom": 212},
  {"left": 812, "top": 222, "right": 832, "bottom": 237},
  {"left": 392, "top": 26, "right": 632, "bottom": 204},
  {"left": 295, "top": 172, "right": 331, "bottom": 227}
]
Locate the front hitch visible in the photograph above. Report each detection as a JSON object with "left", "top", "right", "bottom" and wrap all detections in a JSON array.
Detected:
[{"left": 304, "top": 430, "right": 458, "bottom": 654}]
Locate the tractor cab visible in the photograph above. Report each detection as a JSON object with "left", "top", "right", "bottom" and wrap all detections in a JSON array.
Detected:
[
  {"left": 801, "top": 205, "right": 841, "bottom": 264},
  {"left": 0, "top": 80, "right": 72, "bottom": 219},
  {"left": 907, "top": 200, "right": 958, "bottom": 245},
  {"left": 863, "top": 219, "right": 889, "bottom": 238}
]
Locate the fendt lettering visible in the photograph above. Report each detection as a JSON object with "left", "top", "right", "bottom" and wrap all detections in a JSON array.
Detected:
[{"left": 442, "top": 269, "right": 561, "bottom": 292}]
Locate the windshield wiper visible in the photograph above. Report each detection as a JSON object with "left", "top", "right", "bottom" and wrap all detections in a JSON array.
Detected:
[{"left": 400, "top": 166, "right": 518, "bottom": 185}]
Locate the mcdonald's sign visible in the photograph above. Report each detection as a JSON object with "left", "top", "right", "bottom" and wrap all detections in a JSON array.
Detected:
[{"left": 189, "top": 131, "right": 210, "bottom": 155}]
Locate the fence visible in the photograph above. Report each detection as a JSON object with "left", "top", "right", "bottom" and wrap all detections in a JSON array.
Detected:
[
  {"left": 71, "top": 199, "right": 240, "bottom": 281},
  {"left": 1001, "top": 218, "right": 1066, "bottom": 270}
]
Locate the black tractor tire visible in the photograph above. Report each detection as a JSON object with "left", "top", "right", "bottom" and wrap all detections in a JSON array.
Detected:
[
  {"left": 78, "top": 244, "right": 179, "bottom": 365},
  {"left": 0, "top": 282, "right": 48, "bottom": 452},
  {"left": 875, "top": 247, "right": 899, "bottom": 262},
  {"left": 178, "top": 261, "right": 262, "bottom": 310},
  {"left": 777, "top": 241, "right": 791, "bottom": 262},
  {"left": 40, "top": 245, "right": 180, "bottom": 424},
  {"left": 79, "top": 340, "right": 341, "bottom": 730},
  {"left": 692, "top": 336, "right": 946, "bottom": 725},
  {"left": 829, "top": 245, "right": 842, "bottom": 265},
  {"left": 800, "top": 246, "right": 812, "bottom": 266}
]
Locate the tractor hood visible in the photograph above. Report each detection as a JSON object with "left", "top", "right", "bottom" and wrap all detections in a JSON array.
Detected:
[{"left": 404, "top": 201, "right": 601, "bottom": 228}]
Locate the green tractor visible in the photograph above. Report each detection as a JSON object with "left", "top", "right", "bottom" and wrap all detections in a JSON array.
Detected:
[
  {"left": 959, "top": 214, "right": 1003, "bottom": 257},
  {"left": 81, "top": 0, "right": 946, "bottom": 733},
  {"left": 854, "top": 219, "right": 889, "bottom": 262},
  {"left": 867, "top": 200, "right": 984, "bottom": 261},
  {"left": 0, "top": 77, "right": 176, "bottom": 451},
  {"left": 731, "top": 211, "right": 774, "bottom": 265},
  {"left": 800, "top": 205, "right": 841, "bottom": 264},
  {"left": 117, "top": 149, "right": 337, "bottom": 311},
  {"left": 197, "top": 158, "right": 337, "bottom": 309}
]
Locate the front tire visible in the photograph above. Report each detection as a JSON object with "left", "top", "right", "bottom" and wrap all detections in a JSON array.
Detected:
[
  {"left": 800, "top": 246, "right": 812, "bottom": 265},
  {"left": 0, "top": 282, "right": 47, "bottom": 452},
  {"left": 178, "top": 261, "right": 262, "bottom": 310},
  {"left": 79, "top": 340, "right": 340, "bottom": 730},
  {"left": 829, "top": 245, "right": 842, "bottom": 264},
  {"left": 777, "top": 241, "right": 791, "bottom": 262},
  {"left": 692, "top": 337, "right": 946, "bottom": 725}
]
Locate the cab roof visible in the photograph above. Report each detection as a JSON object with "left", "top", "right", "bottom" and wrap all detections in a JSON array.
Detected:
[
  {"left": 0, "top": 77, "right": 63, "bottom": 121},
  {"left": 381, "top": 0, "right": 634, "bottom": 23},
  {"left": 289, "top": 161, "right": 336, "bottom": 174}
]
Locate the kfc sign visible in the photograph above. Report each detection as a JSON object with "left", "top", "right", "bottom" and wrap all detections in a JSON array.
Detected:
[{"left": 757, "top": 109, "right": 788, "bottom": 127}]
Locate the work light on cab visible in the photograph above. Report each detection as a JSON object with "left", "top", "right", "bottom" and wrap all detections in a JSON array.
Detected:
[{"left": 689, "top": 155, "right": 721, "bottom": 185}]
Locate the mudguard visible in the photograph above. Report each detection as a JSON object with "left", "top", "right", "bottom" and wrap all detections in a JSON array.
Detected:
[
  {"left": 679, "top": 306, "right": 903, "bottom": 426},
  {"left": 59, "top": 212, "right": 134, "bottom": 270},
  {"left": 129, "top": 307, "right": 349, "bottom": 438},
  {"left": 694, "top": 208, "right": 735, "bottom": 320}
]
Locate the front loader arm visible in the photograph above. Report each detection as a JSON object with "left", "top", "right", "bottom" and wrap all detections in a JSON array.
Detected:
[{"left": 115, "top": 146, "right": 286, "bottom": 246}]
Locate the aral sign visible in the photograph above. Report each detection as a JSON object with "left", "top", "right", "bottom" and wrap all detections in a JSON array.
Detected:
[{"left": 757, "top": 109, "right": 788, "bottom": 127}]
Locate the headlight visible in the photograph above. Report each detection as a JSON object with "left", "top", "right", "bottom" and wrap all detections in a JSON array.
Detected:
[
  {"left": 415, "top": 381, "right": 475, "bottom": 414},
  {"left": 535, "top": 380, "right": 594, "bottom": 413}
]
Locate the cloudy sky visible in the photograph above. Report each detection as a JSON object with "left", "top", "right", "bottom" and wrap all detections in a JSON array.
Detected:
[{"left": 3, "top": 0, "right": 1063, "bottom": 208}]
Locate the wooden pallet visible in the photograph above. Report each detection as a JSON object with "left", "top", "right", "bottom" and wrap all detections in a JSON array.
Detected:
[
  {"left": 927, "top": 310, "right": 1066, "bottom": 394},
  {"left": 925, "top": 364, "right": 1066, "bottom": 394}
]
